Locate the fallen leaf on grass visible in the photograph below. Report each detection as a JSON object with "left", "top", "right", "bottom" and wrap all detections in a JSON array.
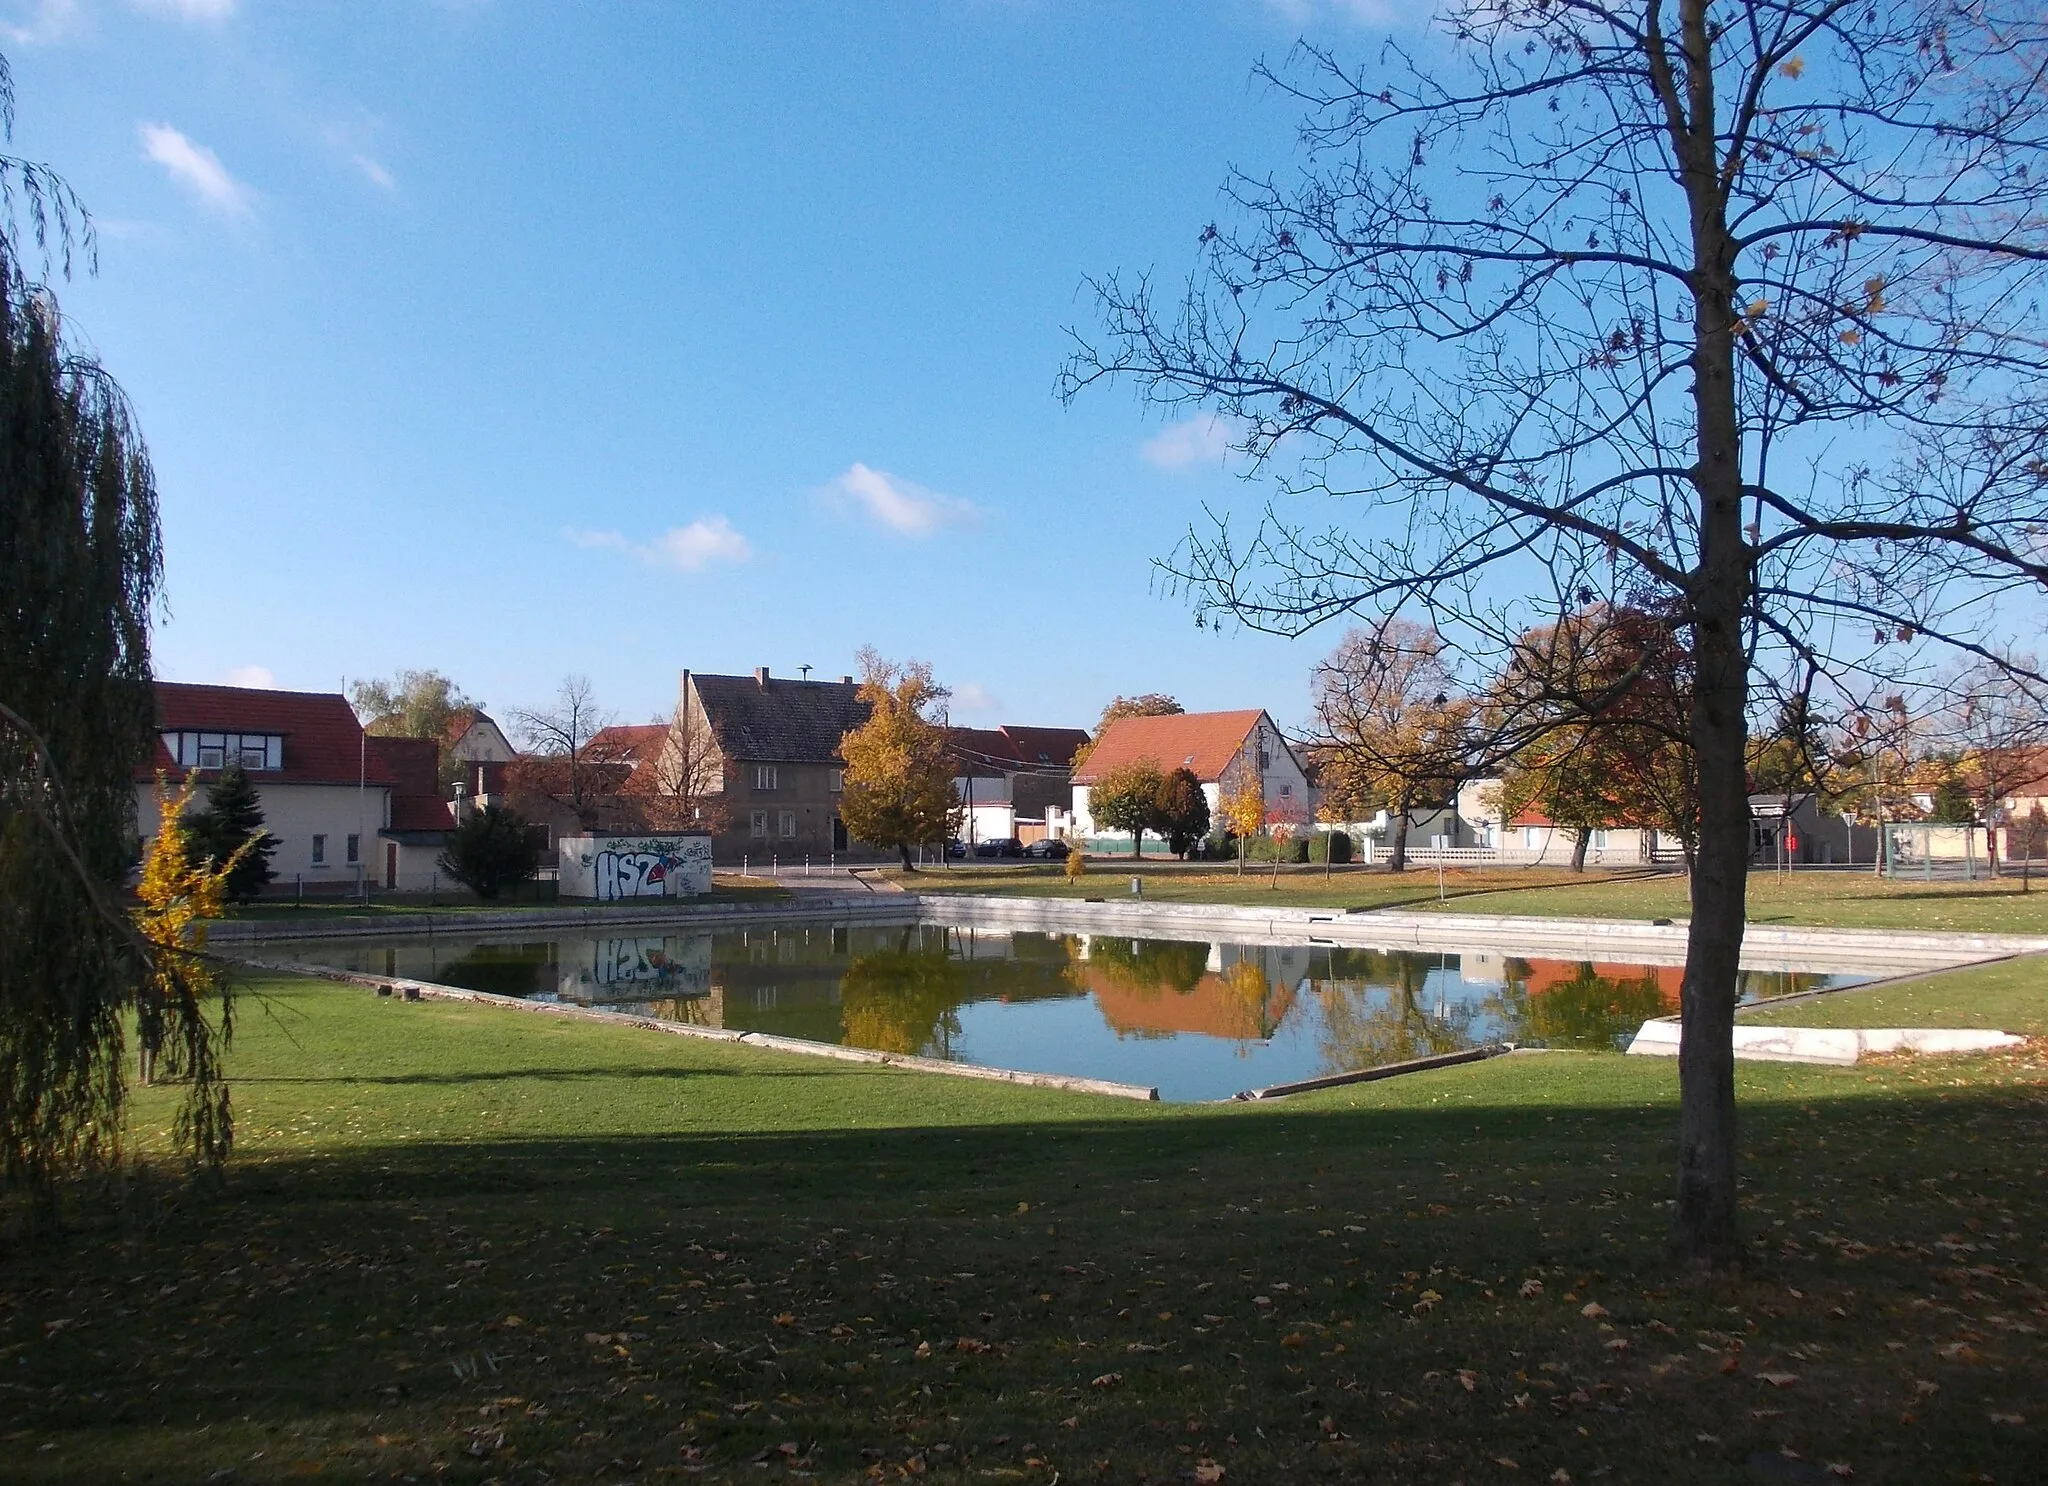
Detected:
[
  {"left": 1579, "top": 1302, "right": 1607, "bottom": 1320},
  {"left": 1826, "top": 1466, "right": 1854, "bottom": 1480},
  {"left": 1091, "top": 1372, "right": 1123, "bottom": 1389},
  {"left": 1937, "top": 1342, "right": 1976, "bottom": 1361},
  {"left": 1913, "top": 1380, "right": 1939, "bottom": 1397},
  {"left": 1127, "top": 1342, "right": 1165, "bottom": 1355},
  {"left": 955, "top": 1337, "right": 990, "bottom": 1354},
  {"left": 1519, "top": 1280, "right": 1543, "bottom": 1299},
  {"left": 1758, "top": 1372, "right": 1800, "bottom": 1387},
  {"left": 1280, "top": 1333, "right": 1307, "bottom": 1348},
  {"left": 1457, "top": 1369, "right": 1477, "bottom": 1392},
  {"left": 914, "top": 1340, "right": 932, "bottom": 1360},
  {"left": 1495, "top": 1457, "right": 1519, "bottom": 1470},
  {"left": 1551, "top": 1471, "right": 1572, "bottom": 1484},
  {"left": 1194, "top": 1462, "right": 1225, "bottom": 1484},
  {"left": 1988, "top": 1412, "right": 2026, "bottom": 1425}
]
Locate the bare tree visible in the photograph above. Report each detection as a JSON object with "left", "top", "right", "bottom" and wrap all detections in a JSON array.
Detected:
[
  {"left": 1065, "top": 2, "right": 2048, "bottom": 1265},
  {"left": 644, "top": 695, "right": 732, "bottom": 835},
  {"left": 510, "top": 676, "right": 618, "bottom": 819},
  {"left": 1941, "top": 656, "right": 2048, "bottom": 875},
  {"left": 1311, "top": 620, "right": 1471, "bottom": 871}
]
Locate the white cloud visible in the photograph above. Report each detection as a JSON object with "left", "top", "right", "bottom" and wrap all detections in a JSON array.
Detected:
[
  {"left": 222, "top": 664, "right": 276, "bottom": 689},
  {"left": 825, "top": 462, "right": 978, "bottom": 538},
  {"left": 2, "top": 0, "right": 82, "bottom": 45},
  {"left": 349, "top": 152, "right": 397, "bottom": 191},
  {"left": 1140, "top": 412, "right": 1234, "bottom": 470},
  {"left": 952, "top": 682, "right": 1002, "bottom": 719},
  {"left": 129, "top": 0, "right": 235, "bottom": 20},
  {"left": 139, "top": 123, "right": 253, "bottom": 217},
  {"left": 566, "top": 516, "right": 753, "bottom": 573}
]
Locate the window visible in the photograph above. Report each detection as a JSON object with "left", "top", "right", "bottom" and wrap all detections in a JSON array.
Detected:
[
  {"left": 311, "top": 834, "right": 326, "bottom": 865},
  {"left": 1588, "top": 829, "right": 1609, "bottom": 850},
  {"left": 829, "top": 768, "right": 843, "bottom": 794},
  {"left": 750, "top": 810, "right": 769, "bottom": 839},
  {"left": 162, "top": 731, "right": 283, "bottom": 771},
  {"left": 1522, "top": 826, "right": 1541, "bottom": 851},
  {"left": 755, "top": 765, "right": 778, "bottom": 791},
  {"left": 779, "top": 810, "right": 797, "bottom": 839},
  {"left": 346, "top": 834, "right": 360, "bottom": 865},
  {"left": 1279, "top": 784, "right": 1293, "bottom": 797}
]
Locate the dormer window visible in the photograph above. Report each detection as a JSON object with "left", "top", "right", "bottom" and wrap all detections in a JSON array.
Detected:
[{"left": 164, "top": 731, "right": 283, "bottom": 771}]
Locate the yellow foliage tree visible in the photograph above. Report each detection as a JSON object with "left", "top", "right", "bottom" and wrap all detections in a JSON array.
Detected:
[
  {"left": 838, "top": 648, "right": 963, "bottom": 871},
  {"left": 133, "top": 776, "right": 245, "bottom": 1158},
  {"left": 1218, "top": 768, "right": 1265, "bottom": 877}
]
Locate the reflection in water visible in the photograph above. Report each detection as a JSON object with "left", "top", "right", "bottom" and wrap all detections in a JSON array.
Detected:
[{"left": 288, "top": 923, "right": 1871, "bottom": 1101}]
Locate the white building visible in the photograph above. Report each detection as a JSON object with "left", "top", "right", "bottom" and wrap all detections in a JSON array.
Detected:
[
  {"left": 1070, "top": 709, "right": 1312, "bottom": 852},
  {"left": 137, "top": 682, "right": 453, "bottom": 893}
]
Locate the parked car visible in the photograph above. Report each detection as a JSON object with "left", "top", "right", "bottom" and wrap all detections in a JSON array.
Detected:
[
  {"left": 944, "top": 839, "right": 967, "bottom": 860},
  {"left": 972, "top": 840, "right": 1002, "bottom": 858},
  {"left": 1022, "top": 838, "right": 1070, "bottom": 860}
]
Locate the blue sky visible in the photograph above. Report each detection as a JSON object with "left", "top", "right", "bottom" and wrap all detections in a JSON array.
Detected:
[{"left": 3, "top": 0, "right": 1415, "bottom": 734}]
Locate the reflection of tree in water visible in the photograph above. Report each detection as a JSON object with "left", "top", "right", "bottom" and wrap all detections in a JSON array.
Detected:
[
  {"left": 839, "top": 929, "right": 971, "bottom": 1056},
  {"left": 432, "top": 942, "right": 554, "bottom": 998},
  {"left": 1218, "top": 957, "right": 1291, "bottom": 1043},
  {"left": 1737, "top": 969, "right": 1837, "bottom": 1004},
  {"left": 1312, "top": 950, "right": 1475, "bottom": 1073},
  {"left": 1078, "top": 938, "right": 1210, "bottom": 996},
  {"left": 1484, "top": 959, "right": 1668, "bottom": 1049}
]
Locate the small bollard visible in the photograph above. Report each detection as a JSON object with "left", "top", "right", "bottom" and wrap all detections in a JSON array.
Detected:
[
  {"left": 401, "top": 983, "right": 421, "bottom": 1002},
  {"left": 375, "top": 984, "right": 392, "bottom": 998},
  {"left": 1131, "top": 876, "right": 1143, "bottom": 898}
]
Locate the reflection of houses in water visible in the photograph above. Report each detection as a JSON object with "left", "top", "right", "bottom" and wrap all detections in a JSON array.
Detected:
[{"left": 1072, "top": 938, "right": 1310, "bottom": 1042}]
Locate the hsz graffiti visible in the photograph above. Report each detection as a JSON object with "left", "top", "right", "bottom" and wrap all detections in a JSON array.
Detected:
[{"left": 596, "top": 849, "right": 684, "bottom": 900}]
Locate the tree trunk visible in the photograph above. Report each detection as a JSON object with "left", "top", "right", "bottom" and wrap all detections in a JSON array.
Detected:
[
  {"left": 1387, "top": 804, "right": 1410, "bottom": 873},
  {"left": 1570, "top": 828, "right": 1590, "bottom": 873},
  {"left": 1671, "top": 0, "right": 1750, "bottom": 1268},
  {"left": 898, "top": 842, "right": 916, "bottom": 872},
  {"left": 1131, "top": 828, "right": 1144, "bottom": 860}
]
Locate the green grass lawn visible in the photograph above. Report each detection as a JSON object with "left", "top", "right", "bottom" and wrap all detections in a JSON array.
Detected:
[
  {"left": 903, "top": 863, "right": 2048, "bottom": 935},
  {"left": 5, "top": 972, "right": 2045, "bottom": 1483},
  {"left": 1742, "top": 955, "right": 2048, "bottom": 1035}
]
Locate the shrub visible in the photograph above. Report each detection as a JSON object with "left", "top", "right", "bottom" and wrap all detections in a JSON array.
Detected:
[
  {"left": 1305, "top": 831, "right": 1353, "bottom": 865},
  {"left": 438, "top": 805, "right": 543, "bottom": 900},
  {"left": 1064, "top": 843, "right": 1087, "bottom": 883}
]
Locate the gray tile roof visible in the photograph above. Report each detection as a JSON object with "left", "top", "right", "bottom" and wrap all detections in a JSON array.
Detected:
[{"left": 691, "top": 672, "right": 872, "bottom": 763}]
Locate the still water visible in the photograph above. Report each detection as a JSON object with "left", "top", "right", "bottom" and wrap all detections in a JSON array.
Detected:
[{"left": 287, "top": 922, "right": 1869, "bottom": 1102}]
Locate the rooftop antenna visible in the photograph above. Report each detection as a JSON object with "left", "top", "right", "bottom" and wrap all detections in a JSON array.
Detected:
[{"left": 800, "top": 664, "right": 813, "bottom": 680}]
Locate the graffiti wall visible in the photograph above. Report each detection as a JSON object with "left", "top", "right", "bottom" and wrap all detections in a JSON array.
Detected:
[{"left": 557, "top": 833, "right": 714, "bottom": 900}]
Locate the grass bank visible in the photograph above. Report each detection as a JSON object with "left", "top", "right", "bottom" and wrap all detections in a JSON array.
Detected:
[
  {"left": 1741, "top": 955, "right": 2048, "bottom": 1035},
  {"left": 5, "top": 968, "right": 2045, "bottom": 1483},
  {"left": 218, "top": 876, "right": 791, "bottom": 924},
  {"left": 901, "top": 863, "right": 2048, "bottom": 935}
]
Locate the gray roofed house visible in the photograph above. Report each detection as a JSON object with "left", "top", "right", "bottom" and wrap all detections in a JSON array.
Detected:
[{"left": 681, "top": 667, "right": 878, "bottom": 864}]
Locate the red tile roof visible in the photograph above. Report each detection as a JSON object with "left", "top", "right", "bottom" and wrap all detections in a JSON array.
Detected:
[
  {"left": 587, "top": 723, "right": 668, "bottom": 766},
  {"left": 367, "top": 736, "right": 455, "bottom": 833},
  {"left": 1072, "top": 710, "right": 1266, "bottom": 784},
  {"left": 143, "top": 682, "right": 397, "bottom": 788}
]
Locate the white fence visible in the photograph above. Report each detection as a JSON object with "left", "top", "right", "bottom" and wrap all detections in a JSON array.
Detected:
[{"left": 1355, "top": 842, "right": 1549, "bottom": 866}]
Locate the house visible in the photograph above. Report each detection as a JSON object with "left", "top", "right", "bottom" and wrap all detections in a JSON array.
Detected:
[
  {"left": 1455, "top": 779, "right": 1662, "bottom": 865},
  {"left": 1070, "top": 709, "right": 1312, "bottom": 852},
  {"left": 366, "top": 735, "right": 458, "bottom": 888},
  {"left": 1749, "top": 792, "right": 1869, "bottom": 866},
  {"left": 677, "top": 666, "right": 879, "bottom": 864},
  {"left": 949, "top": 724, "right": 1091, "bottom": 846},
  {"left": 446, "top": 708, "right": 517, "bottom": 766},
  {"left": 138, "top": 682, "right": 403, "bottom": 892}
]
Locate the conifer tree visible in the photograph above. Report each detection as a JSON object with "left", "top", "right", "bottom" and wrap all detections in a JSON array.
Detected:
[{"left": 186, "top": 764, "right": 276, "bottom": 903}]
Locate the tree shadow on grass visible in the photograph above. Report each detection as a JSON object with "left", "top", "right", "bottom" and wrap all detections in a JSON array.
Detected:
[
  {"left": 9, "top": 1071, "right": 2046, "bottom": 1486},
  {"left": 232, "top": 1065, "right": 758, "bottom": 1088}
]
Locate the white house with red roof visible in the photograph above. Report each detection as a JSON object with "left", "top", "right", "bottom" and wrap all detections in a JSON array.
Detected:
[
  {"left": 137, "top": 682, "right": 454, "bottom": 893},
  {"left": 1070, "top": 710, "right": 1311, "bottom": 851}
]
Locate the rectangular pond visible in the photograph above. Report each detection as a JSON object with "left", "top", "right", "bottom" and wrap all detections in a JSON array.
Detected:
[{"left": 274, "top": 917, "right": 1875, "bottom": 1102}]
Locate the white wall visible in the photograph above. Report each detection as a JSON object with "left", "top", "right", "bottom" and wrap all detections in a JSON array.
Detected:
[
  {"left": 135, "top": 779, "right": 392, "bottom": 887},
  {"left": 558, "top": 833, "right": 713, "bottom": 899}
]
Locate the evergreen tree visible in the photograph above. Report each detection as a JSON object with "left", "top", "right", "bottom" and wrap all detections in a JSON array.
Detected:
[
  {"left": 1154, "top": 766, "right": 1211, "bottom": 857},
  {"left": 438, "top": 805, "right": 543, "bottom": 900},
  {"left": 185, "top": 764, "right": 276, "bottom": 902}
]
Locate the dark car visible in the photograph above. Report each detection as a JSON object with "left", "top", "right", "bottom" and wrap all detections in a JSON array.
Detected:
[
  {"left": 1021, "top": 838, "right": 1070, "bottom": 860},
  {"left": 944, "top": 839, "right": 967, "bottom": 860}
]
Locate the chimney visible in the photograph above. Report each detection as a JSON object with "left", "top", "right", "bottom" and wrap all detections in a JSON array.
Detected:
[
  {"left": 755, "top": 666, "right": 770, "bottom": 687},
  {"left": 840, "top": 675, "right": 854, "bottom": 685}
]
